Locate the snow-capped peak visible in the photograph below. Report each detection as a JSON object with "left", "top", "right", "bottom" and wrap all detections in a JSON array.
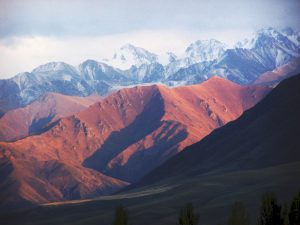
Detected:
[
  {"left": 79, "top": 59, "right": 111, "bottom": 72},
  {"left": 32, "top": 62, "right": 77, "bottom": 74},
  {"left": 157, "top": 52, "right": 177, "bottom": 65},
  {"left": 235, "top": 27, "right": 294, "bottom": 49},
  {"left": 257, "top": 27, "right": 281, "bottom": 36},
  {"left": 235, "top": 27, "right": 300, "bottom": 67},
  {"left": 281, "top": 27, "right": 300, "bottom": 46},
  {"left": 106, "top": 44, "right": 158, "bottom": 70},
  {"left": 185, "top": 39, "right": 227, "bottom": 63}
]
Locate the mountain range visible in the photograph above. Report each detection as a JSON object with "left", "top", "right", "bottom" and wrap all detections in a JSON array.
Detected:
[
  {"left": 2, "top": 72, "right": 299, "bottom": 225},
  {"left": 0, "top": 77, "right": 270, "bottom": 207},
  {"left": 0, "top": 93, "right": 102, "bottom": 141},
  {"left": 0, "top": 25, "right": 299, "bottom": 223},
  {"left": 0, "top": 27, "right": 299, "bottom": 115},
  {"left": 120, "top": 73, "right": 300, "bottom": 225}
]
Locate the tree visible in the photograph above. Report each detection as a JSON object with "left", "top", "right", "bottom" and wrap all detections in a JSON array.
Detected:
[
  {"left": 281, "top": 203, "right": 289, "bottom": 225},
  {"left": 228, "top": 201, "right": 250, "bottom": 225},
  {"left": 257, "top": 192, "right": 282, "bottom": 225},
  {"left": 289, "top": 192, "right": 300, "bottom": 225},
  {"left": 178, "top": 203, "right": 199, "bottom": 225},
  {"left": 113, "top": 205, "right": 129, "bottom": 225}
]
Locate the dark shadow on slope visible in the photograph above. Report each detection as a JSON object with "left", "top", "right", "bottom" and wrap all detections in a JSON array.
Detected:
[
  {"left": 104, "top": 121, "right": 188, "bottom": 182},
  {"left": 35, "top": 119, "right": 61, "bottom": 135},
  {"left": 4, "top": 119, "right": 60, "bottom": 143},
  {"left": 0, "top": 157, "right": 35, "bottom": 212},
  {"left": 83, "top": 90, "right": 166, "bottom": 177},
  {"left": 83, "top": 89, "right": 189, "bottom": 182},
  {"left": 0, "top": 111, "right": 4, "bottom": 119},
  {"left": 131, "top": 73, "right": 300, "bottom": 188},
  {"left": 29, "top": 115, "right": 56, "bottom": 135}
]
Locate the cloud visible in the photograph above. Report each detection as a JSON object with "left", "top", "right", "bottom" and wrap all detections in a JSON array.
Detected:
[
  {"left": 0, "top": 28, "right": 256, "bottom": 78},
  {"left": 0, "top": 0, "right": 299, "bottom": 77},
  {"left": 1, "top": 0, "right": 300, "bottom": 38}
]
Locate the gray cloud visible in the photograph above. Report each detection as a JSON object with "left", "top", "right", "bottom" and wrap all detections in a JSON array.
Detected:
[
  {"left": 1, "top": 0, "right": 300, "bottom": 38},
  {"left": 1, "top": 0, "right": 300, "bottom": 77}
]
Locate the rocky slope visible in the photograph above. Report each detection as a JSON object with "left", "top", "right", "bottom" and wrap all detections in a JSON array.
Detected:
[
  {"left": 253, "top": 57, "right": 300, "bottom": 86},
  {"left": 116, "top": 73, "right": 300, "bottom": 225},
  {"left": 132, "top": 74, "right": 300, "bottom": 187},
  {"left": 0, "top": 77, "right": 270, "bottom": 206},
  {"left": 3, "top": 74, "right": 299, "bottom": 225},
  {"left": 0, "top": 93, "right": 102, "bottom": 141}
]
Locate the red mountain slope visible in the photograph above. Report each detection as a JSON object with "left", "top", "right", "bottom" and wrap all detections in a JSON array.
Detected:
[
  {"left": 253, "top": 57, "right": 300, "bottom": 86},
  {"left": 0, "top": 77, "right": 270, "bottom": 206},
  {"left": 0, "top": 93, "right": 102, "bottom": 141}
]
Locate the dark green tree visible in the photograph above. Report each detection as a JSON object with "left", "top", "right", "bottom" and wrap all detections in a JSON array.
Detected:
[
  {"left": 257, "top": 192, "right": 282, "bottom": 225},
  {"left": 113, "top": 205, "right": 129, "bottom": 225},
  {"left": 228, "top": 201, "right": 250, "bottom": 225},
  {"left": 281, "top": 203, "right": 290, "bottom": 225},
  {"left": 178, "top": 203, "right": 199, "bottom": 225},
  {"left": 289, "top": 192, "right": 300, "bottom": 225}
]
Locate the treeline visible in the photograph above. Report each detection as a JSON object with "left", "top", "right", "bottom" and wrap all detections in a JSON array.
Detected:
[{"left": 111, "top": 191, "right": 300, "bottom": 225}]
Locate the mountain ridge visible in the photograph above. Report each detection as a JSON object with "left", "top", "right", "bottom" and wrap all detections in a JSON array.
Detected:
[
  {"left": 0, "top": 27, "right": 298, "bottom": 114},
  {"left": 2, "top": 74, "right": 298, "bottom": 225},
  {"left": 0, "top": 93, "right": 102, "bottom": 141},
  {"left": 0, "top": 76, "right": 270, "bottom": 207},
  {"left": 127, "top": 73, "right": 300, "bottom": 189}
]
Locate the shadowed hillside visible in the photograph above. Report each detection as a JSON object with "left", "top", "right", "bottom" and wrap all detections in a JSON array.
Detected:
[
  {"left": 0, "top": 77, "right": 269, "bottom": 207},
  {"left": 1, "top": 75, "right": 298, "bottom": 225}
]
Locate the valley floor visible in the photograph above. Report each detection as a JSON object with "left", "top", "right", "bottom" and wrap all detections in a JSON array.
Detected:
[{"left": 1, "top": 162, "right": 300, "bottom": 225}]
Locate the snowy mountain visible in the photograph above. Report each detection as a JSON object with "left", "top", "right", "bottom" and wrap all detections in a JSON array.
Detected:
[
  {"left": 12, "top": 63, "right": 92, "bottom": 105},
  {"left": 166, "top": 61, "right": 213, "bottom": 85},
  {"left": 209, "top": 48, "right": 270, "bottom": 83},
  {"left": 124, "top": 62, "right": 165, "bottom": 83},
  {"left": 164, "top": 39, "right": 227, "bottom": 77},
  {"left": 32, "top": 61, "right": 78, "bottom": 74},
  {"left": 169, "top": 27, "right": 300, "bottom": 84},
  {"left": 185, "top": 39, "right": 227, "bottom": 63},
  {"left": 281, "top": 27, "right": 300, "bottom": 46},
  {"left": 1, "top": 27, "right": 299, "bottom": 114},
  {"left": 164, "top": 57, "right": 194, "bottom": 77},
  {"left": 157, "top": 52, "right": 177, "bottom": 65},
  {"left": 235, "top": 27, "right": 300, "bottom": 67},
  {"left": 78, "top": 60, "right": 131, "bottom": 85},
  {"left": 104, "top": 44, "right": 158, "bottom": 70}
]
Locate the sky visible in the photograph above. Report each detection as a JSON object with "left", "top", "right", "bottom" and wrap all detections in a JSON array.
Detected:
[{"left": 0, "top": 0, "right": 300, "bottom": 78}]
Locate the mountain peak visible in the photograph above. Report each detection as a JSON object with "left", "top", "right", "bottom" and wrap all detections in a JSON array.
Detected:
[
  {"left": 205, "top": 75, "right": 226, "bottom": 81},
  {"left": 157, "top": 52, "right": 178, "bottom": 65},
  {"left": 79, "top": 59, "right": 110, "bottom": 69},
  {"left": 32, "top": 62, "right": 77, "bottom": 74},
  {"left": 186, "top": 39, "right": 227, "bottom": 48},
  {"left": 194, "top": 39, "right": 225, "bottom": 45},
  {"left": 119, "top": 43, "right": 138, "bottom": 50},
  {"left": 105, "top": 44, "right": 157, "bottom": 70},
  {"left": 81, "top": 59, "right": 99, "bottom": 65},
  {"left": 256, "top": 27, "right": 283, "bottom": 39},
  {"left": 281, "top": 27, "right": 300, "bottom": 46},
  {"left": 235, "top": 27, "right": 293, "bottom": 49},
  {"left": 201, "top": 75, "right": 236, "bottom": 87},
  {"left": 185, "top": 39, "right": 227, "bottom": 63},
  {"left": 281, "top": 27, "right": 296, "bottom": 36}
]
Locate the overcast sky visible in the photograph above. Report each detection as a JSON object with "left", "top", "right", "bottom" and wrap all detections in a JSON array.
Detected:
[{"left": 0, "top": 0, "right": 300, "bottom": 78}]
